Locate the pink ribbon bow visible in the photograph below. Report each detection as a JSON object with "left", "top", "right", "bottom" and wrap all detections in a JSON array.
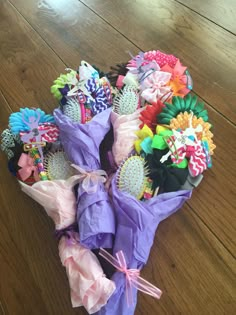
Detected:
[
  {"left": 141, "top": 70, "right": 172, "bottom": 103},
  {"left": 99, "top": 248, "right": 162, "bottom": 306},
  {"left": 72, "top": 164, "right": 107, "bottom": 194},
  {"left": 18, "top": 153, "right": 40, "bottom": 181}
]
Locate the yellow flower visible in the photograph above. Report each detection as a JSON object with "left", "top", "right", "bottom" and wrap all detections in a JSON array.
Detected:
[{"left": 135, "top": 125, "right": 153, "bottom": 154}]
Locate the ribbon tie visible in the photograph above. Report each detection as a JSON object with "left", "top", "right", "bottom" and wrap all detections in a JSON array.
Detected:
[
  {"left": 72, "top": 164, "right": 107, "bottom": 194},
  {"left": 99, "top": 248, "right": 162, "bottom": 306},
  {"left": 18, "top": 153, "right": 40, "bottom": 182}
]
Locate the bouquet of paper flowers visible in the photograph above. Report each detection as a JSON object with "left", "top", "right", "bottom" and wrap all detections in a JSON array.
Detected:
[{"left": 1, "top": 50, "right": 215, "bottom": 315}]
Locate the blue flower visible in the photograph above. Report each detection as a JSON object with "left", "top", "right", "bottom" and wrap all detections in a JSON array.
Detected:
[{"left": 9, "top": 108, "right": 55, "bottom": 134}]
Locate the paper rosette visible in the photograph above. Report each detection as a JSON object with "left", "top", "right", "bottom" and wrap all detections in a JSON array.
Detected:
[
  {"left": 95, "top": 175, "right": 191, "bottom": 315},
  {"left": 54, "top": 108, "right": 115, "bottom": 249},
  {"left": 19, "top": 177, "right": 115, "bottom": 313}
]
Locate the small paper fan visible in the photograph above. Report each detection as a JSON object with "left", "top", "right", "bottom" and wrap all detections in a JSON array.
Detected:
[
  {"left": 116, "top": 155, "right": 149, "bottom": 199},
  {"left": 63, "top": 98, "right": 84, "bottom": 123},
  {"left": 113, "top": 85, "right": 139, "bottom": 115},
  {"left": 44, "top": 151, "right": 75, "bottom": 180}
]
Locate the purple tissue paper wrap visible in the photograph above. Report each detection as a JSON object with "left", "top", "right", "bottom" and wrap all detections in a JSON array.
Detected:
[
  {"left": 96, "top": 175, "right": 192, "bottom": 315},
  {"left": 54, "top": 108, "right": 115, "bottom": 249}
]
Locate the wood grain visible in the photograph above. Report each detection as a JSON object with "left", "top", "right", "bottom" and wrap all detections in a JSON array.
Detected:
[
  {"left": 188, "top": 101, "right": 236, "bottom": 254},
  {"left": 174, "top": 0, "right": 236, "bottom": 34},
  {"left": 0, "top": 0, "right": 63, "bottom": 113},
  {"left": 138, "top": 206, "right": 236, "bottom": 315},
  {"left": 81, "top": 0, "right": 236, "bottom": 124},
  {"left": 9, "top": 0, "right": 139, "bottom": 72}
]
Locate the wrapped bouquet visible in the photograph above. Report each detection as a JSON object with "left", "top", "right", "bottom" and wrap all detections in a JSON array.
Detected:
[{"left": 1, "top": 50, "right": 215, "bottom": 315}]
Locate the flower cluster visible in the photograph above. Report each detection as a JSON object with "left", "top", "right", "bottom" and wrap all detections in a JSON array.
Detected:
[{"left": 0, "top": 50, "right": 215, "bottom": 315}]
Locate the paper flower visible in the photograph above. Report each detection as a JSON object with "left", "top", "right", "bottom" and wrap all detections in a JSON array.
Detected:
[
  {"left": 169, "top": 112, "right": 216, "bottom": 154},
  {"left": 141, "top": 70, "right": 172, "bottom": 103},
  {"left": 157, "top": 95, "right": 209, "bottom": 125},
  {"left": 139, "top": 100, "right": 164, "bottom": 131},
  {"left": 9, "top": 108, "right": 55, "bottom": 134},
  {"left": 134, "top": 125, "right": 154, "bottom": 154}
]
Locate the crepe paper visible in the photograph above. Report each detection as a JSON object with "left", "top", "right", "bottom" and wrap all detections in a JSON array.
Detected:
[
  {"left": 99, "top": 249, "right": 162, "bottom": 306},
  {"left": 54, "top": 108, "right": 116, "bottom": 250},
  {"left": 141, "top": 71, "right": 172, "bottom": 103},
  {"left": 76, "top": 180, "right": 116, "bottom": 249},
  {"left": 18, "top": 153, "right": 40, "bottom": 182},
  {"left": 19, "top": 175, "right": 82, "bottom": 230},
  {"left": 95, "top": 176, "right": 191, "bottom": 315},
  {"left": 111, "top": 108, "right": 144, "bottom": 166},
  {"left": 59, "top": 233, "right": 116, "bottom": 313}
]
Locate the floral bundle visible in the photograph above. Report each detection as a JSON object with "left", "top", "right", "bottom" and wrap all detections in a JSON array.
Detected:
[{"left": 1, "top": 50, "right": 215, "bottom": 315}]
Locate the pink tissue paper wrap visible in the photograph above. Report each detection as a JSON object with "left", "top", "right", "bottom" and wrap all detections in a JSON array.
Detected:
[
  {"left": 19, "top": 177, "right": 115, "bottom": 313},
  {"left": 111, "top": 108, "right": 144, "bottom": 166}
]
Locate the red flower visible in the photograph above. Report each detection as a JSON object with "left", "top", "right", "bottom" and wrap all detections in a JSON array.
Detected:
[{"left": 139, "top": 100, "right": 164, "bottom": 132}]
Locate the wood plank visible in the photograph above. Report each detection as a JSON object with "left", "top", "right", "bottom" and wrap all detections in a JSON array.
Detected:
[
  {"left": 8, "top": 0, "right": 139, "bottom": 73},
  {"left": 0, "top": 36, "right": 84, "bottom": 315},
  {"left": 138, "top": 207, "right": 236, "bottom": 315},
  {"left": 0, "top": 0, "right": 64, "bottom": 113},
  {"left": 174, "top": 0, "right": 236, "bottom": 34},
  {"left": 189, "top": 102, "right": 236, "bottom": 254},
  {"left": 80, "top": 0, "right": 236, "bottom": 124}
]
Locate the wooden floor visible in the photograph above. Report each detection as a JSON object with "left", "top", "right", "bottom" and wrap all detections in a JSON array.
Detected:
[{"left": 0, "top": 0, "right": 235, "bottom": 314}]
